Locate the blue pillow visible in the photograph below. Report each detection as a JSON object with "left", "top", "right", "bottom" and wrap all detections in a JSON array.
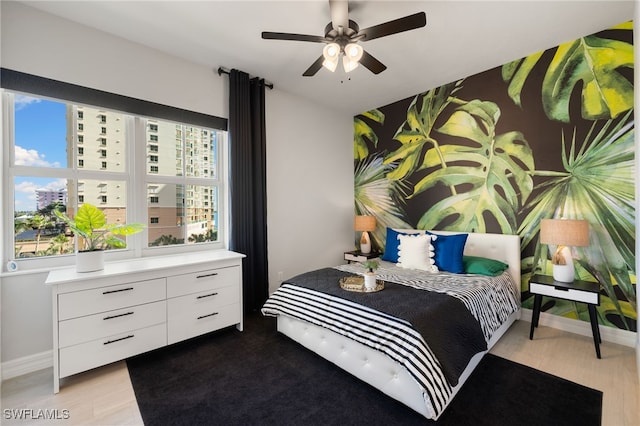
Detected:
[
  {"left": 381, "top": 228, "right": 424, "bottom": 263},
  {"left": 427, "top": 232, "right": 468, "bottom": 273}
]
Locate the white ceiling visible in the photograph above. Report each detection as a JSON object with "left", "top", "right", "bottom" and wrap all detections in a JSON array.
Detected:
[{"left": 21, "top": 0, "right": 635, "bottom": 115}]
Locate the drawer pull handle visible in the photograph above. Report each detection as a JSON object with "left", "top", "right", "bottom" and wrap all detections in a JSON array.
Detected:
[
  {"left": 103, "top": 311, "right": 134, "bottom": 321},
  {"left": 104, "top": 335, "right": 134, "bottom": 345},
  {"left": 196, "top": 273, "right": 218, "bottom": 279},
  {"left": 196, "top": 292, "right": 219, "bottom": 299},
  {"left": 197, "top": 312, "right": 219, "bottom": 320},
  {"left": 554, "top": 286, "right": 570, "bottom": 291},
  {"left": 103, "top": 287, "right": 134, "bottom": 295}
]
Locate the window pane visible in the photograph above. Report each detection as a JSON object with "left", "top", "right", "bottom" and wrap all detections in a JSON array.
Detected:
[
  {"left": 14, "top": 96, "right": 67, "bottom": 168},
  {"left": 14, "top": 176, "right": 71, "bottom": 258},
  {"left": 147, "top": 183, "right": 184, "bottom": 246},
  {"left": 186, "top": 185, "right": 218, "bottom": 244},
  {"left": 145, "top": 120, "right": 218, "bottom": 178},
  {"left": 76, "top": 106, "right": 126, "bottom": 172}
]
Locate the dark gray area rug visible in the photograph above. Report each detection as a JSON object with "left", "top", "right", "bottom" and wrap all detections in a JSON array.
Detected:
[{"left": 127, "top": 313, "right": 602, "bottom": 426}]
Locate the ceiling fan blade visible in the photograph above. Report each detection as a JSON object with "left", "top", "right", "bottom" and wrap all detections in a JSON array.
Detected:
[
  {"left": 358, "top": 12, "right": 426, "bottom": 41},
  {"left": 303, "top": 56, "right": 325, "bottom": 77},
  {"left": 359, "top": 50, "right": 387, "bottom": 74},
  {"left": 262, "top": 32, "right": 327, "bottom": 43},
  {"left": 329, "top": 0, "right": 349, "bottom": 31}
]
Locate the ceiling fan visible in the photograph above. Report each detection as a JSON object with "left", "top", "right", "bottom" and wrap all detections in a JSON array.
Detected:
[{"left": 261, "top": 0, "right": 426, "bottom": 77}]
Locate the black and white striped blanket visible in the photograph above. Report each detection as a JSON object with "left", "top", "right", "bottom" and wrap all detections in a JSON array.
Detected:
[
  {"left": 261, "top": 264, "right": 519, "bottom": 418},
  {"left": 335, "top": 261, "right": 520, "bottom": 343}
]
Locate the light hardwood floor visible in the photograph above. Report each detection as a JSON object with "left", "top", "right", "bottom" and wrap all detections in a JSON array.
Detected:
[{"left": 2, "top": 320, "right": 638, "bottom": 425}]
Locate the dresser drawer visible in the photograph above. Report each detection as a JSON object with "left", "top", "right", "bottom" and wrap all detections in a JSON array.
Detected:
[
  {"left": 168, "top": 297, "right": 240, "bottom": 344},
  {"left": 58, "top": 278, "right": 166, "bottom": 320},
  {"left": 59, "top": 300, "right": 166, "bottom": 348},
  {"left": 59, "top": 322, "right": 166, "bottom": 378},
  {"left": 529, "top": 282, "right": 599, "bottom": 304},
  {"left": 167, "top": 266, "right": 240, "bottom": 298}
]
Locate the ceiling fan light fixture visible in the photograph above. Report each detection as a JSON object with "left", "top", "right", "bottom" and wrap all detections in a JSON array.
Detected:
[
  {"left": 344, "top": 43, "right": 363, "bottom": 62},
  {"left": 342, "top": 55, "right": 359, "bottom": 73},
  {"left": 342, "top": 43, "right": 363, "bottom": 73},
  {"left": 322, "top": 42, "right": 340, "bottom": 72}
]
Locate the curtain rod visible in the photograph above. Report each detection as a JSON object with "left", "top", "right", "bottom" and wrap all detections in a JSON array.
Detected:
[{"left": 217, "top": 67, "right": 274, "bottom": 90}]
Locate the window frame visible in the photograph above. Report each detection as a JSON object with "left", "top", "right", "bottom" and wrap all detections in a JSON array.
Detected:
[{"left": 1, "top": 69, "right": 229, "bottom": 272}]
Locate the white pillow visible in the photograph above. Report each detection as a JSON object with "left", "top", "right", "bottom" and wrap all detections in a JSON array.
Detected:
[{"left": 397, "top": 233, "right": 438, "bottom": 272}]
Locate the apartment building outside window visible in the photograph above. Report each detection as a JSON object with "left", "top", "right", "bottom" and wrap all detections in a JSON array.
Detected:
[{"left": 3, "top": 87, "right": 227, "bottom": 268}]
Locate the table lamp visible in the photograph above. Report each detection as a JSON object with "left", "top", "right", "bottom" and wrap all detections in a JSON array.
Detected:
[
  {"left": 540, "top": 218, "right": 589, "bottom": 282},
  {"left": 354, "top": 215, "right": 376, "bottom": 254}
]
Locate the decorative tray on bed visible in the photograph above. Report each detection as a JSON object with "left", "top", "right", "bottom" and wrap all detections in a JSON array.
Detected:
[{"left": 339, "top": 276, "right": 384, "bottom": 293}]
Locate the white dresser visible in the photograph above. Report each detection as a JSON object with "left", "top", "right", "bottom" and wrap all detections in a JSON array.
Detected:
[{"left": 45, "top": 250, "right": 245, "bottom": 393}]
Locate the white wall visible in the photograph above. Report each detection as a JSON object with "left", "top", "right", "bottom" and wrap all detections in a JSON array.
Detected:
[
  {"left": 266, "top": 90, "right": 354, "bottom": 291},
  {"left": 0, "top": 2, "right": 352, "bottom": 367}
]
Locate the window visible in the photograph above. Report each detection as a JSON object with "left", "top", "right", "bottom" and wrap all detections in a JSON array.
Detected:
[
  {"left": 2, "top": 73, "right": 227, "bottom": 268},
  {"left": 145, "top": 120, "right": 221, "bottom": 247}
]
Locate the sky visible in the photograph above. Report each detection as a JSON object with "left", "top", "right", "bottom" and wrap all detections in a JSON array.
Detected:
[{"left": 13, "top": 95, "right": 68, "bottom": 212}]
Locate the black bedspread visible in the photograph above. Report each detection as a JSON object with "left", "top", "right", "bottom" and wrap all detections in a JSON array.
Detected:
[{"left": 283, "top": 267, "right": 487, "bottom": 386}]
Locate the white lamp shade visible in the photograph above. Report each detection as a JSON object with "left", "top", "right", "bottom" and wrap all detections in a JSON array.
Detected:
[
  {"left": 322, "top": 43, "right": 340, "bottom": 72},
  {"left": 342, "top": 55, "right": 359, "bottom": 72},
  {"left": 344, "top": 43, "right": 363, "bottom": 62},
  {"left": 343, "top": 43, "right": 363, "bottom": 73}
]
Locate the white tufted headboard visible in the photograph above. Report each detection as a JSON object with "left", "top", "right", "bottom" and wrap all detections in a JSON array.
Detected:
[{"left": 396, "top": 230, "right": 521, "bottom": 297}]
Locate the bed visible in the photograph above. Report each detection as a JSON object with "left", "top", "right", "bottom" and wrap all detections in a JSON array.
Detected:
[{"left": 262, "top": 231, "right": 521, "bottom": 420}]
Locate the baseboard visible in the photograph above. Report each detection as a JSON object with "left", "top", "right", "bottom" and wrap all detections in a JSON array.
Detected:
[
  {"left": 521, "top": 308, "right": 637, "bottom": 348},
  {"left": 1, "top": 350, "right": 52, "bottom": 381}
]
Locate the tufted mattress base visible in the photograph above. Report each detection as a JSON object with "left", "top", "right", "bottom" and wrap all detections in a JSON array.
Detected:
[{"left": 276, "top": 309, "right": 520, "bottom": 420}]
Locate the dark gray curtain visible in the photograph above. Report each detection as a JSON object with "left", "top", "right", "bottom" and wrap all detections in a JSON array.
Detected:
[{"left": 228, "top": 69, "right": 269, "bottom": 313}]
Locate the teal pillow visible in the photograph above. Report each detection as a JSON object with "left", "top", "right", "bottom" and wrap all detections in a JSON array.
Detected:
[
  {"left": 427, "top": 232, "right": 468, "bottom": 273},
  {"left": 381, "top": 228, "right": 424, "bottom": 263},
  {"left": 463, "top": 255, "right": 509, "bottom": 276}
]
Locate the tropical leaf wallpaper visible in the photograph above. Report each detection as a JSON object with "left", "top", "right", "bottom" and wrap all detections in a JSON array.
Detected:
[{"left": 354, "top": 21, "right": 635, "bottom": 331}]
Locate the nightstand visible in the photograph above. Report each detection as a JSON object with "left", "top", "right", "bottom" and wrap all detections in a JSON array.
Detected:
[
  {"left": 529, "top": 274, "right": 602, "bottom": 358},
  {"left": 344, "top": 250, "right": 379, "bottom": 264}
]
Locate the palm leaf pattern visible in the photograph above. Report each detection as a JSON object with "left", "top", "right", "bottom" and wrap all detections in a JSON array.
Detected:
[
  {"left": 354, "top": 109, "right": 384, "bottom": 161},
  {"left": 502, "top": 21, "right": 634, "bottom": 122},
  {"left": 384, "top": 81, "right": 463, "bottom": 182},
  {"left": 354, "top": 154, "right": 411, "bottom": 250},
  {"left": 520, "top": 111, "right": 635, "bottom": 328},
  {"left": 413, "top": 99, "right": 534, "bottom": 233},
  {"left": 353, "top": 20, "right": 635, "bottom": 329}
]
